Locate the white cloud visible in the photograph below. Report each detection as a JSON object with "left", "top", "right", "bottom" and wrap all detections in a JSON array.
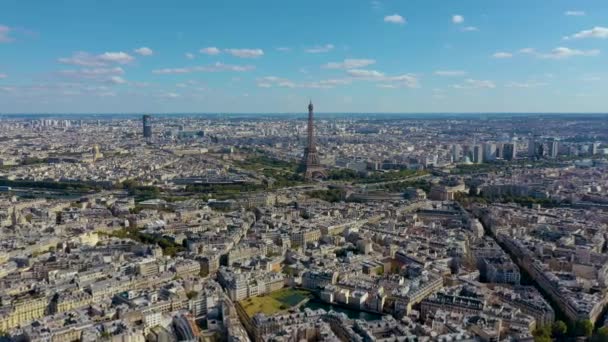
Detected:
[
  {"left": 200, "top": 62, "right": 254, "bottom": 72},
  {"left": 160, "top": 92, "right": 180, "bottom": 98},
  {"left": 452, "top": 79, "right": 495, "bottom": 89},
  {"left": 0, "top": 73, "right": 7, "bottom": 79},
  {"left": 384, "top": 14, "right": 406, "bottom": 25},
  {"left": 107, "top": 76, "right": 127, "bottom": 84},
  {"left": 277, "top": 81, "right": 296, "bottom": 88},
  {"left": 152, "top": 62, "right": 255, "bottom": 74},
  {"left": 224, "top": 48, "right": 264, "bottom": 58},
  {"left": 58, "top": 67, "right": 125, "bottom": 79},
  {"left": 61, "top": 90, "right": 81, "bottom": 96},
  {"left": 323, "top": 59, "right": 376, "bottom": 69},
  {"left": 581, "top": 75, "right": 601, "bottom": 82},
  {"left": 257, "top": 77, "right": 292, "bottom": 88},
  {"left": 505, "top": 81, "right": 547, "bottom": 88},
  {"left": 152, "top": 68, "right": 190, "bottom": 74},
  {"left": 317, "top": 79, "right": 351, "bottom": 86},
  {"left": 492, "top": 52, "right": 513, "bottom": 59},
  {"left": 0, "top": 25, "right": 13, "bottom": 43},
  {"left": 261, "top": 76, "right": 281, "bottom": 82},
  {"left": 305, "top": 44, "right": 335, "bottom": 53},
  {"left": 97, "top": 52, "right": 135, "bottom": 64},
  {"left": 58, "top": 51, "right": 135, "bottom": 66},
  {"left": 97, "top": 91, "right": 117, "bottom": 97},
  {"left": 522, "top": 47, "right": 600, "bottom": 59},
  {"left": 200, "top": 47, "right": 221, "bottom": 55},
  {"left": 377, "top": 84, "right": 398, "bottom": 89},
  {"left": 388, "top": 74, "right": 419, "bottom": 88},
  {"left": 347, "top": 69, "right": 418, "bottom": 88},
  {"left": 134, "top": 47, "right": 153, "bottom": 56},
  {"left": 347, "top": 69, "right": 385, "bottom": 79},
  {"left": 185, "top": 53, "right": 195, "bottom": 60},
  {"left": 462, "top": 26, "right": 478, "bottom": 32},
  {"left": 565, "top": 10, "right": 585, "bottom": 16},
  {"left": 452, "top": 15, "right": 464, "bottom": 24},
  {"left": 258, "top": 76, "right": 351, "bottom": 89},
  {"left": 564, "top": 26, "right": 608, "bottom": 40},
  {"left": 434, "top": 70, "right": 467, "bottom": 77}
]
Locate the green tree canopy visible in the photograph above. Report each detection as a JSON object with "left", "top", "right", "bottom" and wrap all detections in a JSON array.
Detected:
[{"left": 552, "top": 320, "right": 567, "bottom": 338}]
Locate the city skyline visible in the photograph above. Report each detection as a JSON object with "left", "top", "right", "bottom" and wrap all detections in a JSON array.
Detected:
[{"left": 0, "top": 0, "right": 607, "bottom": 113}]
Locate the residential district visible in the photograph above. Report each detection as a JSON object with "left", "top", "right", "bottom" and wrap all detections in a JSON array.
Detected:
[{"left": 0, "top": 109, "right": 607, "bottom": 342}]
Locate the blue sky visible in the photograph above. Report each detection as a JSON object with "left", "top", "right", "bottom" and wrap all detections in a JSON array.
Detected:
[{"left": 0, "top": 0, "right": 607, "bottom": 113}]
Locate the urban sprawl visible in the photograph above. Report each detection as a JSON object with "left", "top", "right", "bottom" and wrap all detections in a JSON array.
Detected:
[{"left": 0, "top": 108, "right": 607, "bottom": 342}]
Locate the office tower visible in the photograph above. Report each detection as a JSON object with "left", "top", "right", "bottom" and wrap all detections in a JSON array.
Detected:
[
  {"left": 592, "top": 142, "right": 600, "bottom": 155},
  {"left": 528, "top": 139, "right": 536, "bottom": 157},
  {"left": 537, "top": 143, "right": 545, "bottom": 158},
  {"left": 143, "top": 115, "right": 152, "bottom": 138},
  {"left": 549, "top": 140, "right": 559, "bottom": 158},
  {"left": 529, "top": 140, "right": 544, "bottom": 159},
  {"left": 462, "top": 145, "right": 471, "bottom": 161},
  {"left": 483, "top": 143, "right": 497, "bottom": 162},
  {"left": 503, "top": 142, "right": 517, "bottom": 161},
  {"left": 473, "top": 145, "right": 483, "bottom": 164},
  {"left": 302, "top": 101, "right": 326, "bottom": 180},
  {"left": 452, "top": 144, "right": 461, "bottom": 163}
]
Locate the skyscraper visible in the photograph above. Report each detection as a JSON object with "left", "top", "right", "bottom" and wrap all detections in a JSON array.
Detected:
[
  {"left": 143, "top": 115, "right": 152, "bottom": 138},
  {"left": 591, "top": 142, "right": 600, "bottom": 155},
  {"left": 549, "top": 140, "right": 559, "bottom": 158},
  {"left": 452, "top": 144, "right": 461, "bottom": 163},
  {"left": 529, "top": 140, "right": 544, "bottom": 159},
  {"left": 473, "top": 145, "right": 483, "bottom": 164},
  {"left": 302, "top": 101, "right": 326, "bottom": 180},
  {"left": 503, "top": 142, "right": 517, "bottom": 161},
  {"left": 528, "top": 138, "right": 536, "bottom": 157},
  {"left": 483, "top": 143, "right": 497, "bottom": 162}
]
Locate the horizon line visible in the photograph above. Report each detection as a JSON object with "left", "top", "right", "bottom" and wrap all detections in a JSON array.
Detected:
[{"left": 1, "top": 112, "right": 608, "bottom": 116}]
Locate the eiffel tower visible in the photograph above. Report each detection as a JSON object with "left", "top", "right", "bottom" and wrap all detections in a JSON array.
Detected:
[{"left": 302, "top": 101, "right": 327, "bottom": 180}]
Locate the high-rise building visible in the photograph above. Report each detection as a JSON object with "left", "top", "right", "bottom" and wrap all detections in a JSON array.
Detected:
[
  {"left": 143, "top": 115, "right": 152, "bottom": 138},
  {"left": 495, "top": 143, "right": 503, "bottom": 160},
  {"left": 473, "top": 145, "right": 483, "bottom": 164},
  {"left": 302, "top": 101, "right": 326, "bottom": 180},
  {"left": 452, "top": 144, "right": 461, "bottom": 163},
  {"left": 591, "top": 142, "right": 600, "bottom": 155},
  {"left": 528, "top": 138, "right": 536, "bottom": 157},
  {"left": 483, "top": 143, "right": 497, "bottom": 162},
  {"left": 568, "top": 145, "right": 579, "bottom": 156},
  {"left": 549, "top": 140, "right": 559, "bottom": 158},
  {"left": 503, "top": 142, "right": 517, "bottom": 161},
  {"left": 529, "top": 140, "right": 544, "bottom": 159}
]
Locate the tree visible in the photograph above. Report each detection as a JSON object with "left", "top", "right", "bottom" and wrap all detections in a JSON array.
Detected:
[
  {"left": 575, "top": 319, "right": 593, "bottom": 337},
  {"left": 533, "top": 325, "right": 551, "bottom": 341},
  {"left": 552, "top": 320, "right": 567, "bottom": 338},
  {"left": 592, "top": 326, "right": 608, "bottom": 342}
]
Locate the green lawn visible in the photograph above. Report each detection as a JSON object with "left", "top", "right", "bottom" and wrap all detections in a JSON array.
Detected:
[{"left": 239, "top": 288, "right": 311, "bottom": 317}]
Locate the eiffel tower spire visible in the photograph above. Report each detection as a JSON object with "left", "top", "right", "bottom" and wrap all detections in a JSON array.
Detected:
[{"left": 302, "top": 101, "right": 326, "bottom": 180}]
